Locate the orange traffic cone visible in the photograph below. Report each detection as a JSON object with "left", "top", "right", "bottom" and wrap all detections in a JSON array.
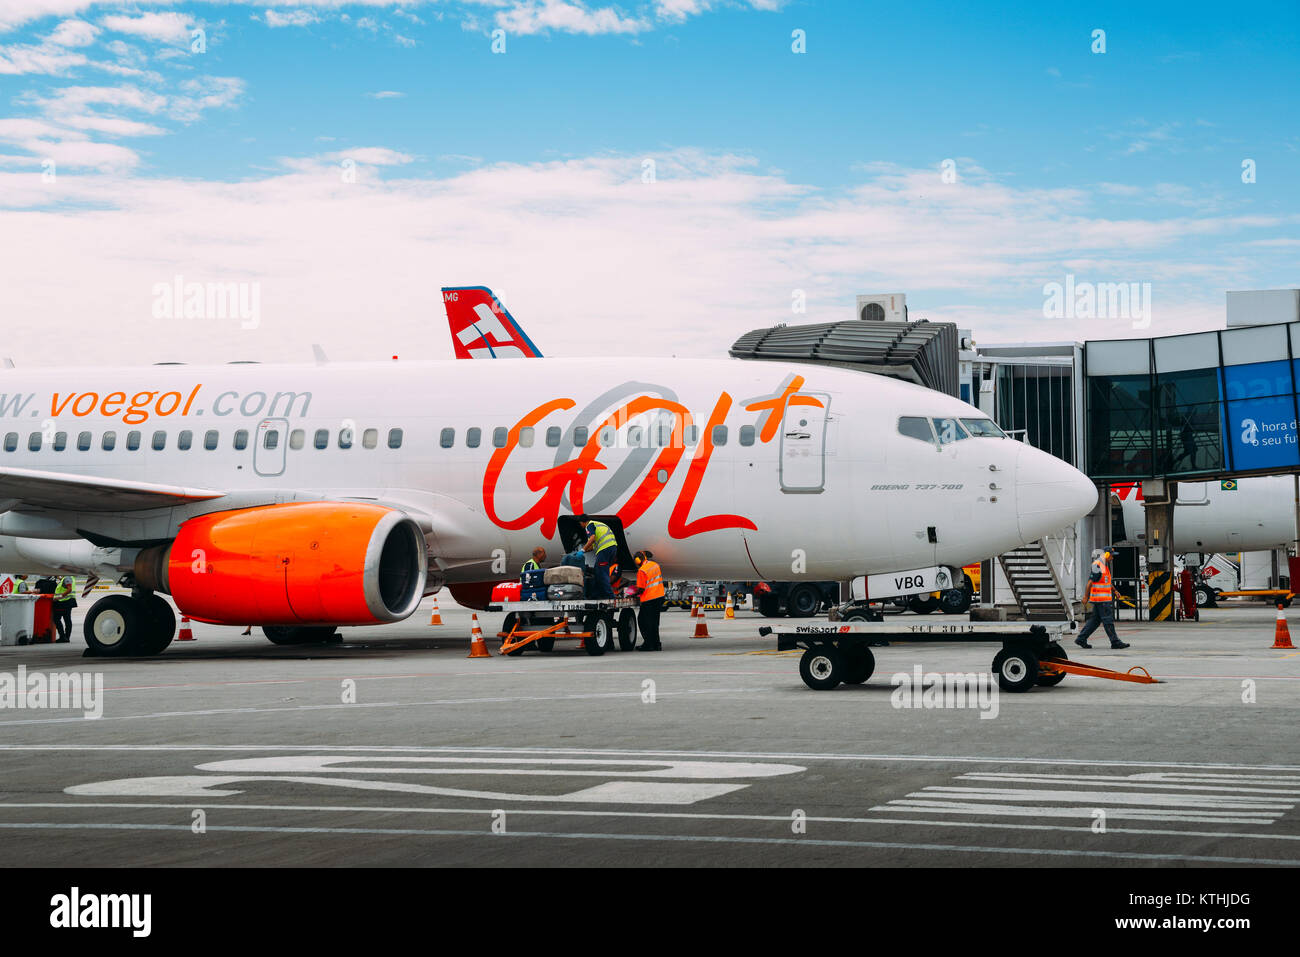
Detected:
[
  {"left": 725, "top": 593, "right": 735, "bottom": 620},
  {"left": 1272, "top": 604, "right": 1294, "bottom": 649},
  {"left": 429, "top": 596, "right": 443, "bottom": 626},
  {"left": 691, "top": 611, "right": 711, "bottom": 639},
  {"left": 468, "top": 613, "right": 491, "bottom": 658},
  {"left": 691, "top": 597, "right": 701, "bottom": 617},
  {"left": 177, "top": 616, "right": 196, "bottom": 641}
]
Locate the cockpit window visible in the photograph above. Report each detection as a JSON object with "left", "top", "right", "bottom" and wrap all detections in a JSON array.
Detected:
[
  {"left": 932, "top": 417, "right": 970, "bottom": 444},
  {"left": 897, "top": 417, "right": 936, "bottom": 443},
  {"left": 961, "top": 418, "right": 1005, "bottom": 438}
]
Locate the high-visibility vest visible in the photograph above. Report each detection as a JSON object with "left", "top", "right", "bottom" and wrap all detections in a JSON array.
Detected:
[
  {"left": 522, "top": 559, "right": 540, "bottom": 573},
  {"left": 14, "top": 580, "right": 28, "bottom": 594},
  {"left": 637, "top": 560, "right": 665, "bottom": 601},
  {"left": 54, "top": 582, "right": 75, "bottom": 603},
  {"left": 1088, "top": 561, "right": 1112, "bottom": 602},
  {"left": 587, "top": 521, "right": 617, "bottom": 554}
]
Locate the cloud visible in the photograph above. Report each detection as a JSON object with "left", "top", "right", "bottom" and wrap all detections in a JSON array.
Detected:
[
  {"left": 99, "top": 12, "right": 194, "bottom": 44},
  {"left": 368, "top": 90, "right": 405, "bottom": 98},
  {"left": 48, "top": 18, "right": 98, "bottom": 46},
  {"left": 496, "top": 1, "right": 651, "bottom": 35},
  {"left": 264, "top": 9, "right": 320, "bottom": 28},
  {"left": 0, "top": 151, "right": 1288, "bottom": 368}
]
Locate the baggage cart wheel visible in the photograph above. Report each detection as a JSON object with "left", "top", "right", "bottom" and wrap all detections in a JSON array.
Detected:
[
  {"left": 992, "top": 646, "right": 1040, "bottom": 693},
  {"left": 798, "top": 645, "right": 843, "bottom": 690},
  {"left": 837, "top": 643, "right": 875, "bottom": 684},
  {"left": 1036, "top": 641, "right": 1068, "bottom": 687},
  {"left": 584, "top": 613, "right": 612, "bottom": 656},
  {"left": 617, "top": 608, "right": 637, "bottom": 651}
]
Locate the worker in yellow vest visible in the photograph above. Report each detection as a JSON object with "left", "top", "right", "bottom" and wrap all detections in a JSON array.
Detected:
[
  {"left": 1075, "top": 548, "right": 1129, "bottom": 650},
  {"left": 52, "top": 575, "right": 77, "bottom": 643},
  {"left": 581, "top": 516, "right": 620, "bottom": 599},
  {"left": 521, "top": 547, "right": 546, "bottom": 574},
  {"left": 633, "top": 551, "right": 665, "bottom": 651}
]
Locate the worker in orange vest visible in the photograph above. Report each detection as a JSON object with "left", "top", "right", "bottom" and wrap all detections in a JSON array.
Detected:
[
  {"left": 1075, "top": 548, "right": 1129, "bottom": 650},
  {"left": 633, "top": 550, "right": 665, "bottom": 651}
]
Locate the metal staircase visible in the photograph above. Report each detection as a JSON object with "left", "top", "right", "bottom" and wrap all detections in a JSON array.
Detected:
[{"left": 997, "top": 540, "right": 1074, "bottom": 622}]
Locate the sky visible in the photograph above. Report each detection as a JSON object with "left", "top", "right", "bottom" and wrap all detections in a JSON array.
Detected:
[{"left": 0, "top": 0, "right": 1297, "bottom": 367}]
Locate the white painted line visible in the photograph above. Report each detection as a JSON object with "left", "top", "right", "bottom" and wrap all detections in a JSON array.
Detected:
[
  {"left": 917, "top": 786, "right": 1292, "bottom": 810},
  {"left": 875, "top": 801, "right": 1279, "bottom": 825},
  {"left": 6, "top": 800, "right": 1299, "bottom": 842},
  {"left": 956, "top": 773, "right": 1300, "bottom": 795},
  {"left": 0, "top": 745, "right": 1297, "bottom": 773},
  {"left": 0, "top": 820, "right": 1293, "bottom": 865}
]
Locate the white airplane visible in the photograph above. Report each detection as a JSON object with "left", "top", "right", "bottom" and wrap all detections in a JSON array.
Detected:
[
  {"left": 0, "top": 290, "right": 1095, "bottom": 656},
  {"left": 1111, "top": 477, "right": 1295, "bottom": 552}
]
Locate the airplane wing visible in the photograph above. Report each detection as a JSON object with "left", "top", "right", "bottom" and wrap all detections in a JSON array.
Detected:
[
  {"left": 0, "top": 466, "right": 225, "bottom": 512},
  {"left": 441, "top": 286, "right": 543, "bottom": 358}
]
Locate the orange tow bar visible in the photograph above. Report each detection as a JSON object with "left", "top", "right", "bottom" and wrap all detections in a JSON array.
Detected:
[{"left": 1040, "top": 657, "right": 1160, "bottom": 685}]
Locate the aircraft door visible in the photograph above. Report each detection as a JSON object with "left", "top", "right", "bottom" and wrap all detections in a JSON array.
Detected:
[
  {"left": 254, "top": 418, "right": 289, "bottom": 477},
  {"left": 780, "top": 394, "right": 831, "bottom": 493}
]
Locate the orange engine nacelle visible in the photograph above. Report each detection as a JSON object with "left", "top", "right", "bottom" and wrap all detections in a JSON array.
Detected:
[{"left": 135, "top": 503, "right": 427, "bottom": 627}]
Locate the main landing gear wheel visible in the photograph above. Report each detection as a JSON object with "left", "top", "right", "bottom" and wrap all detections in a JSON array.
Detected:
[
  {"left": 838, "top": 643, "right": 875, "bottom": 685},
  {"left": 138, "top": 594, "right": 177, "bottom": 655},
  {"left": 758, "top": 594, "right": 782, "bottom": 618},
  {"left": 84, "top": 594, "right": 148, "bottom": 657},
  {"left": 617, "top": 608, "right": 638, "bottom": 652},
  {"left": 799, "top": 646, "right": 843, "bottom": 690},
  {"left": 1036, "top": 641, "right": 1068, "bottom": 687},
  {"left": 939, "top": 588, "right": 971, "bottom": 615},
  {"left": 501, "top": 613, "right": 525, "bottom": 656},
  {"left": 263, "top": 626, "right": 338, "bottom": 645},
  {"left": 583, "top": 613, "right": 613, "bottom": 656},
  {"left": 786, "top": 584, "right": 823, "bottom": 618},
  {"left": 1194, "top": 585, "right": 1217, "bottom": 608},
  {"left": 992, "top": 646, "right": 1041, "bottom": 693}
]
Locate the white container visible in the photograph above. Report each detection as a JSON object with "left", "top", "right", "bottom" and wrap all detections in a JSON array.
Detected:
[{"left": 0, "top": 594, "right": 40, "bottom": 646}]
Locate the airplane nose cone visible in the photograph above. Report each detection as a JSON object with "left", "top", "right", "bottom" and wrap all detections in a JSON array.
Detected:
[{"left": 1015, "top": 444, "right": 1098, "bottom": 541}]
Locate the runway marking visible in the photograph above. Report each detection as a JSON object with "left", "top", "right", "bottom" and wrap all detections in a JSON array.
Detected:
[
  {"left": 6, "top": 800, "right": 1300, "bottom": 843},
  {"left": 0, "top": 686, "right": 766, "bottom": 726},
  {"left": 3, "top": 744, "right": 1299, "bottom": 773},
  {"left": 873, "top": 770, "right": 1298, "bottom": 828},
  {"left": 0, "top": 820, "right": 1293, "bottom": 865}
]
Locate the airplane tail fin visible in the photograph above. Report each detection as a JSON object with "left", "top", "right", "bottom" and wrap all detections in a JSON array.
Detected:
[{"left": 441, "top": 286, "right": 543, "bottom": 359}]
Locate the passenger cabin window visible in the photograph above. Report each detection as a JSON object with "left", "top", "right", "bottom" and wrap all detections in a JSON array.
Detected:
[
  {"left": 546, "top": 427, "right": 561, "bottom": 448},
  {"left": 517, "top": 427, "right": 532, "bottom": 449},
  {"left": 126, "top": 431, "right": 142, "bottom": 451},
  {"left": 102, "top": 432, "right": 117, "bottom": 451},
  {"left": 204, "top": 430, "right": 218, "bottom": 451},
  {"left": 684, "top": 425, "right": 700, "bottom": 447},
  {"left": 711, "top": 425, "right": 727, "bottom": 447},
  {"left": 961, "top": 418, "right": 1005, "bottom": 438},
  {"left": 152, "top": 431, "right": 166, "bottom": 451},
  {"left": 77, "top": 432, "right": 91, "bottom": 451},
  {"left": 289, "top": 429, "right": 304, "bottom": 450},
  {"left": 234, "top": 430, "right": 249, "bottom": 451},
  {"left": 178, "top": 430, "right": 193, "bottom": 451},
  {"left": 387, "top": 428, "right": 403, "bottom": 449},
  {"left": 466, "top": 427, "right": 481, "bottom": 448},
  {"left": 493, "top": 427, "right": 507, "bottom": 449},
  {"left": 263, "top": 429, "right": 279, "bottom": 450},
  {"left": 338, "top": 427, "right": 353, "bottom": 449},
  {"left": 628, "top": 426, "right": 643, "bottom": 447},
  {"left": 53, "top": 432, "right": 67, "bottom": 451},
  {"left": 314, "top": 429, "right": 328, "bottom": 450},
  {"left": 3, "top": 432, "right": 17, "bottom": 452},
  {"left": 28, "top": 432, "right": 41, "bottom": 452},
  {"left": 599, "top": 426, "right": 615, "bottom": 448},
  {"left": 440, "top": 428, "right": 455, "bottom": 449},
  {"left": 656, "top": 423, "right": 672, "bottom": 448},
  {"left": 573, "top": 426, "right": 588, "bottom": 448},
  {"left": 739, "top": 425, "right": 756, "bottom": 447},
  {"left": 362, "top": 429, "right": 377, "bottom": 450},
  {"left": 932, "top": 418, "right": 970, "bottom": 445},
  {"left": 897, "top": 417, "right": 935, "bottom": 443}
]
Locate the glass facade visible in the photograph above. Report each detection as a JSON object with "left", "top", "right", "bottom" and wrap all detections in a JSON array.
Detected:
[
  {"left": 1086, "top": 324, "right": 1300, "bottom": 478},
  {"left": 994, "top": 362, "right": 1074, "bottom": 464}
]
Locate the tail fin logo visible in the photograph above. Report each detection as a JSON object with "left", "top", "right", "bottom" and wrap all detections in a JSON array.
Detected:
[{"left": 441, "top": 286, "right": 542, "bottom": 359}]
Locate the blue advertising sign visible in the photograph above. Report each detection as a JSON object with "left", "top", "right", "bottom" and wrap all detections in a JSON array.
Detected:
[
  {"left": 1224, "top": 359, "right": 1293, "bottom": 399},
  {"left": 1226, "top": 395, "right": 1300, "bottom": 470}
]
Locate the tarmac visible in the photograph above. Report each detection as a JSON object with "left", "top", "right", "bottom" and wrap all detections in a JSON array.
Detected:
[{"left": 0, "top": 595, "right": 1297, "bottom": 867}]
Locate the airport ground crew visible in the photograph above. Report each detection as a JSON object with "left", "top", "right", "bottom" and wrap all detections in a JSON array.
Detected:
[
  {"left": 634, "top": 551, "right": 664, "bottom": 651},
  {"left": 522, "top": 547, "right": 546, "bottom": 573},
  {"left": 581, "top": 517, "right": 619, "bottom": 599},
  {"left": 52, "top": 575, "right": 76, "bottom": 643},
  {"left": 12, "top": 575, "right": 29, "bottom": 594},
  {"left": 1075, "top": 548, "right": 1129, "bottom": 650}
]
